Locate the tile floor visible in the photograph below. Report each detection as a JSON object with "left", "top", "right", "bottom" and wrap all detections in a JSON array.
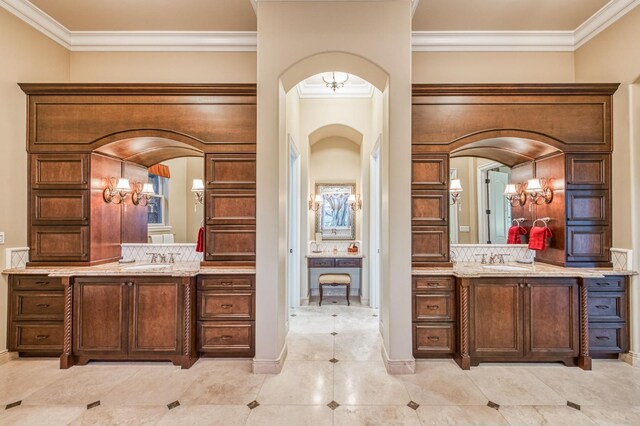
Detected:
[{"left": 1, "top": 296, "right": 640, "bottom": 425}]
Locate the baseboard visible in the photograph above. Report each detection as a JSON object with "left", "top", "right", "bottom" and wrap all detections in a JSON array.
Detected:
[
  {"left": 300, "top": 297, "right": 309, "bottom": 306},
  {"left": 252, "top": 343, "right": 288, "bottom": 374},
  {"left": 381, "top": 343, "right": 415, "bottom": 375},
  {"left": 0, "top": 350, "right": 17, "bottom": 366},
  {"left": 620, "top": 351, "right": 640, "bottom": 367},
  {"left": 361, "top": 297, "right": 370, "bottom": 306}
]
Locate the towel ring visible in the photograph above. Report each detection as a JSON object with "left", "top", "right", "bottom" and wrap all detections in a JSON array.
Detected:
[
  {"left": 533, "top": 217, "right": 551, "bottom": 228},
  {"left": 512, "top": 218, "right": 526, "bottom": 226}
]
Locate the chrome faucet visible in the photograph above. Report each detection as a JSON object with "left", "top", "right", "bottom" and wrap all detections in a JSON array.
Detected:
[
  {"left": 489, "top": 253, "right": 507, "bottom": 264},
  {"left": 475, "top": 254, "right": 488, "bottom": 264},
  {"left": 147, "top": 252, "right": 159, "bottom": 263},
  {"left": 167, "top": 252, "right": 179, "bottom": 263}
]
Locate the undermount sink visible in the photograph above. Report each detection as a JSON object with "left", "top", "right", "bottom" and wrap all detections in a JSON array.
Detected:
[
  {"left": 122, "top": 264, "right": 172, "bottom": 271},
  {"left": 482, "top": 265, "right": 530, "bottom": 272}
]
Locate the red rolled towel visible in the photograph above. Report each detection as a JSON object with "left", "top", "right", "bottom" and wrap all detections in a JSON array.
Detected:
[
  {"left": 507, "top": 226, "right": 527, "bottom": 244},
  {"left": 528, "top": 226, "right": 552, "bottom": 251},
  {"left": 196, "top": 226, "right": 205, "bottom": 253}
]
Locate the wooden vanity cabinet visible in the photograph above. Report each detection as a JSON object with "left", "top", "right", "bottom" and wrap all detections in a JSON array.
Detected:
[
  {"left": 197, "top": 274, "right": 255, "bottom": 357},
  {"left": 412, "top": 275, "right": 456, "bottom": 357},
  {"left": 466, "top": 277, "right": 580, "bottom": 366},
  {"left": 71, "top": 276, "right": 195, "bottom": 368},
  {"left": 586, "top": 275, "right": 629, "bottom": 358},
  {"left": 7, "top": 275, "right": 64, "bottom": 356}
]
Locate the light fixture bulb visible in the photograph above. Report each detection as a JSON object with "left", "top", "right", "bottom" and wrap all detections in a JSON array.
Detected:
[{"left": 191, "top": 179, "right": 205, "bottom": 192}]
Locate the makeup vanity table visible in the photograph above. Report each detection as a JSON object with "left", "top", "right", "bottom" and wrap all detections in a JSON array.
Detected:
[{"left": 306, "top": 254, "right": 364, "bottom": 298}]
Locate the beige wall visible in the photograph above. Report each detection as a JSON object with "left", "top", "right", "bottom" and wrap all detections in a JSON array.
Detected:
[
  {"left": 575, "top": 5, "right": 640, "bottom": 357},
  {"left": 0, "top": 9, "right": 70, "bottom": 352},
  {"left": 70, "top": 51, "right": 256, "bottom": 83},
  {"left": 413, "top": 51, "right": 575, "bottom": 83}
]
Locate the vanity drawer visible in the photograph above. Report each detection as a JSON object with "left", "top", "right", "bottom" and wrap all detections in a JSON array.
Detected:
[
  {"left": 413, "top": 292, "right": 455, "bottom": 321},
  {"left": 413, "top": 323, "right": 455, "bottom": 355},
  {"left": 10, "top": 322, "right": 64, "bottom": 352},
  {"left": 335, "top": 258, "right": 362, "bottom": 268},
  {"left": 413, "top": 276, "right": 454, "bottom": 291},
  {"left": 586, "top": 276, "right": 626, "bottom": 292},
  {"left": 198, "top": 291, "right": 255, "bottom": 320},
  {"left": 197, "top": 321, "right": 254, "bottom": 356},
  {"left": 198, "top": 275, "right": 255, "bottom": 290},
  {"left": 588, "top": 292, "right": 626, "bottom": 322},
  {"left": 12, "top": 291, "right": 64, "bottom": 321},
  {"left": 308, "top": 258, "right": 335, "bottom": 268},
  {"left": 589, "top": 323, "right": 627, "bottom": 353},
  {"left": 11, "top": 275, "right": 63, "bottom": 291}
]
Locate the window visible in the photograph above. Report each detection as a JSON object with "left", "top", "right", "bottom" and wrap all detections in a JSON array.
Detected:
[{"left": 147, "top": 174, "right": 169, "bottom": 226}]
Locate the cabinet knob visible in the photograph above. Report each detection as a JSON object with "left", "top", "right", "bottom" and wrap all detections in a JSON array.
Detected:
[
  {"left": 426, "top": 305, "right": 440, "bottom": 310},
  {"left": 595, "top": 305, "right": 609, "bottom": 310},
  {"left": 35, "top": 281, "right": 49, "bottom": 286},
  {"left": 35, "top": 335, "right": 49, "bottom": 340},
  {"left": 596, "top": 336, "right": 610, "bottom": 341},
  {"left": 221, "top": 304, "right": 233, "bottom": 309},
  {"left": 526, "top": 283, "right": 531, "bottom": 288},
  {"left": 36, "top": 303, "right": 50, "bottom": 309},
  {"left": 220, "top": 335, "right": 233, "bottom": 341},
  {"left": 427, "top": 336, "right": 440, "bottom": 342}
]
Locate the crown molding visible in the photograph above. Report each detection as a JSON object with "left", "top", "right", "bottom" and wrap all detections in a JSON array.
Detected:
[
  {"left": 296, "top": 79, "right": 374, "bottom": 98},
  {"left": 411, "top": 31, "right": 575, "bottom": 52},
  {"left": 1, "top": 0, "right": 638, "bottom": 52},
  {"left": 574, "top": 0, "right": 640, "bottom": 48}
]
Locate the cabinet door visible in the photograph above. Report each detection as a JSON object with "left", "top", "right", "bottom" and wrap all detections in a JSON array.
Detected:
[
  {"left": 129, "top": 279, "right": 182, "bottom": 355},
  {"left": 524, "top": 278, "right": 579, "bottom": 358},
  {"left": 470, "top": 278, "right": 523, "bottom": 358},
  {"left": 74, "top": 279, "right": 127, "bottom": 355}
]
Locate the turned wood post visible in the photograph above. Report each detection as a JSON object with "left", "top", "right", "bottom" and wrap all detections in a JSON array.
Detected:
[
  {"left": 181, "top": 277, "right": 196, "bottom": 369},
  {"left": 578, "top": 279, "right": 592, "bottom": 370},
  {"left": 458, "top": 278, "right": 471, "bottom": 370},
  {"left": 60, "top": 276, "right": 75, "bottom": 369}
]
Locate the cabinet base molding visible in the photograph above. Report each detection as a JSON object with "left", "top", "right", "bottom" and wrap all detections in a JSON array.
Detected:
[
  {"left": 382, "top": 343, "right": 415, "bottom": 375},
  {"left": 252, "top": 344, "right": 287, "bottom": 374},
  {"left": 620, "top": 351, "right": 640, "bottom": 367}
]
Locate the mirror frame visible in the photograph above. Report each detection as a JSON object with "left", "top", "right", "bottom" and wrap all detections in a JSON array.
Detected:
[{"left": 314, "top": 182, "right": 356, "bottom": 240}]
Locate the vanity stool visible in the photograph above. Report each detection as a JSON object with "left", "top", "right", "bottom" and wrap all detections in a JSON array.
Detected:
[{"left": 319, "top": 274, "right": 351, "bottom": 306}]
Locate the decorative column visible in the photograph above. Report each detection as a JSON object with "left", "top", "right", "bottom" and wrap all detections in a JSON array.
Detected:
[
  {"left": 456, "top": 278, "right": 471, "bottom": 370},
  {"left": 578, "top": 279, "right": 592, "bottom": 370},
  {"left": 60, "top": 276, "right": 75, "bottom": 369},
  {"left": 181, "top": 277, "right": 196, "bottom": 369}
]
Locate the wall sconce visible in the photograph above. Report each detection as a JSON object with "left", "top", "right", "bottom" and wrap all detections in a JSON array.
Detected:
[
  {"left": 503, "top": 183, "right": 526, "bottom": 207},
  {"left": 103, "top": 177, "right": 132, "bottom": 204},
  {"left": 526, "top": 178, "right": 553, "bottom": 205},
  {"left": 308, "top": 194, "right": 323, "bottom": 212},
  {"left": 449, "top": 179, "right": 463, "bottom": 205},
  {"left": 191, "top": 179, "right": 204, "bottom": 205},
  {"left": 132, "top": 183, "right": 155, "bottom": 206},
  {"left": 348, "top": 194, "right": 363, "bottom": 211}
]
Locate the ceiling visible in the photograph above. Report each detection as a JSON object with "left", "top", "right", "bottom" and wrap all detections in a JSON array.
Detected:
[
  {"left": 297, "top": 73, "right": 374, "bottom": 99},
  {"left": 3, "top": 0, "right": 638, "bottom": 51},
  {"left": 412, "top": 0, "right": 610, "bottom": 31},
  {"left": 28, "top": 0, "right": 257, "bottom": 31}
]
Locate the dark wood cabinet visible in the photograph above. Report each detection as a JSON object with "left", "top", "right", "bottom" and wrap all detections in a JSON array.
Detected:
[
  {"left": 71, "top": 277, "right": 193, "bottom": 367},
  {"left": 465, "top": 277, "right": 580, "bottom": 367},
  {"left": 8, "top": 275, "right": 64, "bottom": 356},
  {"left": 196, "top": 274, "right": 255, "bottom": 357},
  {"left": 585, "top": 275, "right": 629, "bottom": 358},
  {"left": 412, "top": 275, "right": 456, "bottom": 357}
]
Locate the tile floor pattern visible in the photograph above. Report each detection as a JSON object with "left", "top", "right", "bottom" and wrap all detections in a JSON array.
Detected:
[{"left": 1, "top": 296, "right": 640, "bottom": 424}]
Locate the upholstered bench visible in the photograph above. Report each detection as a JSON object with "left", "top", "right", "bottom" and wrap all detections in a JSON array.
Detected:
[{"left": 319, "top": 274, "right": 351, "bottom": 306}]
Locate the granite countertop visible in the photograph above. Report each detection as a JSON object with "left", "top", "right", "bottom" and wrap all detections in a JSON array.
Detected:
[
  {"left": 412, "top": 262, "right": 637, "bottom": 278},
  {"left": 2, "top": 262, "right": 255, "bottom": 278},
  {"left": 306, "top": 252, "right": 365, "bottom": 258}
]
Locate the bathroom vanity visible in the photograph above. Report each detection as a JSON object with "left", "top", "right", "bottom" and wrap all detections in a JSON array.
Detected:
[
  {"left": 412, "top": 263, "right": 633, "bottom": 370},
  {"left": 307, "top": 253, "right": 364, "bottom": 297}
]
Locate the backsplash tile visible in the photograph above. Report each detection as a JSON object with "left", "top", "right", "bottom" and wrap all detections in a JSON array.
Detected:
[
  {"left": 5, "top": 247, "right": 29, "bottom": 269},
  {"left": 121, "top": 244, "right": 202, "bottom": 262},
  {"left": 451, "top": 244, "right": 535, "bottom": 263},
  {"left": 610, "top": 248, "right": 632, "bottom": 271},
  {"left": 308, "top": 241, "right": 362, "bottom": 254}
]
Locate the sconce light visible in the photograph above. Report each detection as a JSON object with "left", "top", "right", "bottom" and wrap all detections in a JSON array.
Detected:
[
  {"left": 191, "top": 179, "right": 204, "bottom": 205},
  {"left": 103, "top": 177, "right": 132, "bottom": 204},
  {"left": 308, "top": 194, "right": 323, "bottom": 212},
  {"left": 526, "top": 178, "right": 553, "bottom": 205},
  {"left": 132, "top": 183, "right": 155, "bottom": 206},
  {"left": 503, "top": 183, "right": 526, "bottom": 207},
  {"left": 449, "top": 179, "right": 463, "bottom": 205},
  {"left": 348, "top": 194, "right": 363, "bottom": 211}
]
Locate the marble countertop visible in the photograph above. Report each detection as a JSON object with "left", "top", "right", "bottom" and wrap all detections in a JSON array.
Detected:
[
  {"left": 2, "top": 262, "right": 255, "bottom": 278},
  {"left": 306, "top": 252, "right": 365, "bottom": 258},
  {"left": 412, "top": 262, "right": 636, "bottom": 278}
]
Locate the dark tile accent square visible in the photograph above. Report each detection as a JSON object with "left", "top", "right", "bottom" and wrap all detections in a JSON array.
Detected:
[
  {"left": 407, "top": 401, "right": 420, "bottom": 410},
  {"left": 329, "top": 358, "right": 339, "bottom": 363},
  {"left": 327, "top": 401, "right": 340, "bottom": 410},
  {"left": 247, "top": 400, "right": 260, "bottom": 410},
  {"left": 372, "top": 314, "right": 378, "bottom": 317},
  {"left": 487, "top": 401, "right": 500, "bottom": 410},
  {"left": 87, "top": 400, "right": 100, "bottom": 410},
  {"left": 567, "top": 401, "right": 581, "bottom": 411},
  {"left": 332, "top": 301, "right": 337, "bottom": 304},
  {"left": 291, "top": 314, "right": 297, "bottom": 317},
  {"left": 167, "top": 401, "right": 180, "bottom": 410},
  {"left": 331, "top": 314, "right": 338, "bottom": 317},
  {"left": 5, "top": 401, "right": 21, "bottom": 410},
  {"left": 331, "top": 332, "right": 338, "bottom": 336}
]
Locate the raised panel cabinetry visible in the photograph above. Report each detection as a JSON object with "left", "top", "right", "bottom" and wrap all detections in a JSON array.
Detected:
[
  {"left": 413, "top": 275, "right": 456, "bottom": 357},
  {"left": 8, "top": 275, "right": 64, "bottom": 355},
  {"left": 586, "top": 276, "right": 629, "bottom": 357},
  {"left": 197, "top": 274, "right": 255, "bottom": 357}
]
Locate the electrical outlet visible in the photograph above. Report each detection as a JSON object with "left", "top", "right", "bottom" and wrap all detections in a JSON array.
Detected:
[{"left": 0, "top": 232, "right": 4, "bottom": 244}]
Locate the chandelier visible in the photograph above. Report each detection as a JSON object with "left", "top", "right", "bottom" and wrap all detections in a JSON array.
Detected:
[{"left": 322, "top": 72, "right": 350, "bottom": 92}]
